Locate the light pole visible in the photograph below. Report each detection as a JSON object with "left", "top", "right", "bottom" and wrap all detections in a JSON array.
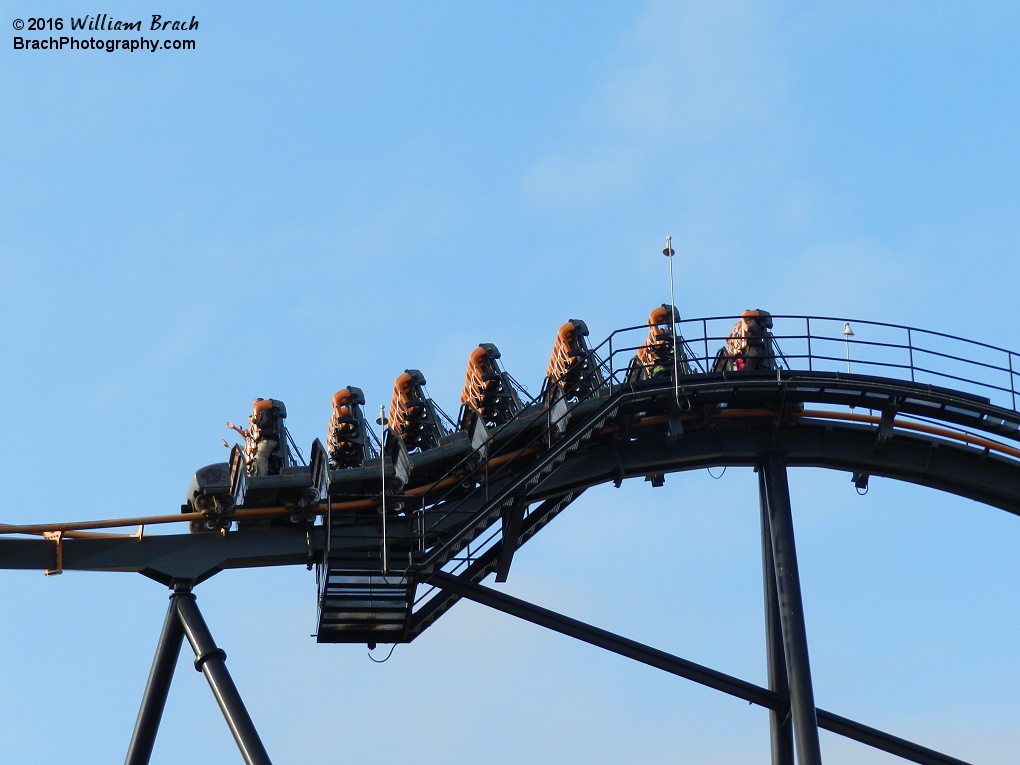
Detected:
[
  {"left": 378, "top": 404, "right": 388, "bottom": 575},
  {"left": 843, "top": 322, "right": 854, "bottom": 374},
  {"left": 663, "top": 236, "right": 680, "bottom": 404}
]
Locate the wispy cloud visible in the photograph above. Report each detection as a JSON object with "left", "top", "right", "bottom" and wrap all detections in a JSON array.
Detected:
[{"left": 522, "top": 0, "right": 790, "bottom": 210}]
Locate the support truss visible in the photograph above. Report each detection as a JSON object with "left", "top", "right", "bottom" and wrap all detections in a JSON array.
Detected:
[{"left": 124, "top": 582, "right": 272, "bottom": 765}]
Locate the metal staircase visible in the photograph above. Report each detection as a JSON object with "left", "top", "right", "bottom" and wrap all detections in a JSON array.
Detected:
[{"left": 315, "top": 381, "right": 625, "bottom": 643}]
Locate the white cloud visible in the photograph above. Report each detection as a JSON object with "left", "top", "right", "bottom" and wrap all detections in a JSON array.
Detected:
[
  {"left": 602, "top": 0, "right": 788, "bottom": 138},
  {"left": 522, "top": 0, "right": 791, "bottom": 210}
]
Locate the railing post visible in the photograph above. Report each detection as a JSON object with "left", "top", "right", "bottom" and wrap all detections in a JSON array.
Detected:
[
  {"left": 806, "top": 318, "right": 812, "bottom": 372},
  {"left": 703, "top": 319, "right": 709, "bottom": 371},
  {"left": 609, "top": 335, "right": 614, "bottom": 383},
  {"left": 907, "top": 328, "right": 915, "bottom": 383},
  {"left": 761, "top": 452, "right": 823, "bottom": 765},
  {"left": 1009, "top": 352, "right": 1016, "bottom": 411}
]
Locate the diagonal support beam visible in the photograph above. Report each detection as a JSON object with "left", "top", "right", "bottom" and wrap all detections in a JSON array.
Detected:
[
  {"left": 124, "top": 590, "right": 186, "bottom": 765},
  {"left": 431, "top": 571, "right": 781, "bottom": 706},
  {"left": 429, "top": 571, "right": 973, "bottom": 765},
  {"left": 175, "top": 589, "right": 273, "bottom": 765}
]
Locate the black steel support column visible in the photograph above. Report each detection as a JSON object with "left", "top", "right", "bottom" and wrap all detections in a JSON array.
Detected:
[
  {"left": 760, "top": 467, "right": 795, "bottom": 765},
  {"left": 124, "top": 587, "right": 187, "bottom": 765},
  {"left": 762, "top": 452, "right": 823, "bottom": 765},
  {"left": 175, "top": 592, "right": 272, "bottom": 765}
]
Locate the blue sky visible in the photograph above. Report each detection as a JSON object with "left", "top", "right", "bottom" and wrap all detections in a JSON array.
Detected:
[{"left": 1, "top": 2, "right": 1018, "bottom": 763}]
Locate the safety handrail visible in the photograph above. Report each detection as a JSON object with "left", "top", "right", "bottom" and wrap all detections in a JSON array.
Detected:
[
  {"left": 399, "top": 312, "right": 1020, "bottom": 570},
  {"left": 594, "top": 314, "right": 1020, "bottom": 412}
]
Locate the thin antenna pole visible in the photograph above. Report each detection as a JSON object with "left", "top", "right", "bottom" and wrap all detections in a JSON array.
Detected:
[
  {"left": 379, "top": 404, "right": 388, "bottom": 575},
  {"left": 664, "top": 236, "right": 680, "bottom": 405}
]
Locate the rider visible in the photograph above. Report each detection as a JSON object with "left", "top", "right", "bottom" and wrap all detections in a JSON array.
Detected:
[
  {"left": 227, "top": 398, "right": 280, "bottom": 476},
  {"left": 628, "top": 305, "right": 684, "bottom": 382},
  {"left": 713, "top": 310, "right": 774, "bottom": 372}
]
